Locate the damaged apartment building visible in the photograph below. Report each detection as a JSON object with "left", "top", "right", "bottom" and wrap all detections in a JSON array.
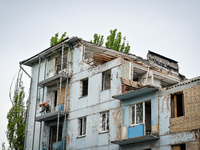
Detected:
[{"left": 20, "top": 37, "right": 200, "bottom": 150}]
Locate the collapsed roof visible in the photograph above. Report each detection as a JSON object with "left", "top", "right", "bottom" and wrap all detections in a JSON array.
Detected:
[{"left": 20, "top": 36, "right": 186, "bottom": 82}]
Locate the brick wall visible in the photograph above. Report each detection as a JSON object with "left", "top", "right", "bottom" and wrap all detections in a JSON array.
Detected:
[{"left": 170, "top": 84, "right": 200, "bottom": 133}]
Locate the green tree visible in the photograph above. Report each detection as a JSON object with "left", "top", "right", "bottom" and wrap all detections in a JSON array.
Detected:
[
  {"left": 90, "top": 33, "right": 104, "bottom": 46},
  {"left": 6, "top": 70, "right": 26, "bottom": 150},
  {"left": 2, "top": 142, "right": 6, "bottom": 150},
  {"left": 50, "top": 32, "right": 68, "bottom": 46},
  {"left": 105, "top": 29, "right": 130, "bottom": 53},
  {"left": 91, "top": 29, "right": 130, "bottom": 53}
]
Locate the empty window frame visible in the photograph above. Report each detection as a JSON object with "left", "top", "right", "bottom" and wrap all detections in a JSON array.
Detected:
[
  {"left": 102, "top": 70, "right": 111, "bottom": 90},
  {"left": 54, "top": 91, "right": 58, "bottom": 107},
  {"left": 78, "top": 117, "right": 86, "bottom": 137},
  {"left": 100, "top": 111, "right": 109, "bottom": 132},
  {"left": 171, "top": 92, "right": 184, "bottom": 118},
  {"left": 131, "top": 102, "right": 145, "bottom": 125},
  {"left": 49, "top": 124, "right": 63, "bottom": 150},
  {"left": 80, "top": 78, "right": 88, "bottom": 97},
  {"left": 172, "top": 144, "right": 186, "bottom": 150},
  {"left": 55, "top": 53, "right": 67, "bottom": 74}
]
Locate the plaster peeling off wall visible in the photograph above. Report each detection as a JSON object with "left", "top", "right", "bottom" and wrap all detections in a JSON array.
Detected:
[{"left": 170, "top": 84, "right": 200, "bottom": 133}]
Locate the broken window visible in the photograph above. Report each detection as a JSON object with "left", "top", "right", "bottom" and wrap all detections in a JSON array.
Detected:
[
  {"left": 131, "top": 102, "right": 144, "bottom": 125},
  {"left": 49, "top": 124, "right": 63, "bottom": 150},
  {"left": 172, "top": 144, "right": 186, "bottom": 150},
  {"left": 55, "top": 53, "right": 67, "bottom": 74},
  {"left": 80, "top": 78, "right": 88, "bottom": 97},
  {"left": 171, "top": 92, "right": 184, "bottom": 118},
  {"left": 78, "top": 117, "right": 86, "bottom": 137},
  {"left": 102, "top": 70, "right": 111, "bottom": 90},
  {"left": 100, "top": 111, "right": 109, "bottom": 132}
]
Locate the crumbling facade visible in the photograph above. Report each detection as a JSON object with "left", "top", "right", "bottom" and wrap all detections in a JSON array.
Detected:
[{"left": 20, "top": 37, "right": 200, "bottom": 150}]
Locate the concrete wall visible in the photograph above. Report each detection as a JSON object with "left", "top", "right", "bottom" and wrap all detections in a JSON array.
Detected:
[{"left": 66, "top": 44, "right": 122, "bottom": 150}]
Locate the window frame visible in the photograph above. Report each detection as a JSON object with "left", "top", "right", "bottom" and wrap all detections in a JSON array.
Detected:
[
  {"left": 171, "top": 91, "right": 184, "bottom": 118},
  {"left": 102, "top": 70, "right": 111, "bottom": 91},
  {"left": 130, "top": 102, "right": 145, "bottom": 126},
  {"left": 77, "top": 117, "right": 87, "bottom": 137},
  {"left": 99, "top": 111, "right": 109, "bottom": 133},
  {"left": 80, "top": 78, "right": 88, "bottom": 98}
]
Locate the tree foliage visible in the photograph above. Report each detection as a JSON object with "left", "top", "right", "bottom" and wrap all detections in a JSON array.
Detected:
[
  {"left": 90, "top": 33, "right": 104, "bottom": 46},
  {"left": 50, "top": 32, "right": 68, "bottom": 46},
  {"left": 2, "top": 142, "right": 6, "bottom": 150},
  {"left": 6, "top": 70, "right": 27, "bottom": 150},
  {"left": 91, "top": 29, "right": 131, "bottom": 53}
]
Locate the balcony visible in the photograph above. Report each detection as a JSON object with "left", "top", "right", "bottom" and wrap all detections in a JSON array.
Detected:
[
  {"left": 39, "top": 72, "right": 68, "bottom": 87},
  {"left": 36, "top": 110, "right": 68, "bottom": 122},
  {"left": 113, "top": 77, "right": 159, "bottom": 100},
  {"left": 36, "top": 103, "right": 68, "bottom": 122},
  {"left": 111, "top": 135, "right": 159, "bottom": 145}
]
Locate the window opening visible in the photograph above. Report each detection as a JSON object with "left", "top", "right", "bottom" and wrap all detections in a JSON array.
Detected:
[
  {"left": 55, "top": 53, "right": 67, "bottom": 74},
  {"left": 145, "top": 101, "right": 151, "bottom": 135},
  {"left": 49, "top": 124, "right": 62, "bottom": 150},
  {"left": 78, "top": 117, "right": 86, "bottom": 137},
  {"left": 171, "top": 92, "right": 184, "bottom": 118},
  {"left": 80, "top": 78, "right": 88, "bottom": 97},
  {"left": 54, "top": 91, "right": 58, "bottom": 107},
  {"left": 102, "top": 70, "right": 111, "bottom": 90},
  {"left": 131, "top": 102, "right": 144, "bottom": 125},
  {"left": 100, "top": 111, "right": 109, "bottom": 132},
  {"left": 172, "top": 144, "right": 186, "bottom": 150},
  {"left": 133, "top": 77, "right": 139, "bottom": 82}
]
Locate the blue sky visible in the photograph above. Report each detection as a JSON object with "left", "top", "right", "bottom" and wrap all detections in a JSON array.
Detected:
[{"left": 0, "top": 0, "right": 200, "bottom": 147}]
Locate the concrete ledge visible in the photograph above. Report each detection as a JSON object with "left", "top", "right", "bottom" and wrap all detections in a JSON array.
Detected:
[
  {"left": 36, "top": 111, "right": 68, "bottom": 122},
  {"left": 112, "top": 86, "right": 159, "bottom": 100},
  {"left": 111, "top": 135, "right": 159, "bottom": 145},
  {"left": 39, "top": 72, "right": 68, "bottom": 87}
]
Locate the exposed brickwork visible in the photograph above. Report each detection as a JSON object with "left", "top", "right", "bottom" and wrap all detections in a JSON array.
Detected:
[{"left": 170, "top": 84, "right": 200, "bottom": 133}]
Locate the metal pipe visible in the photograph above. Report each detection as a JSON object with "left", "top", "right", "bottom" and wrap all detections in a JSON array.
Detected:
[
  {"left": 32, "top": 56, "right": 41, "bottom": 150},
  {"left": 38, "top": 58, "right": 47, "bottom": 150},
  {"left": 24, "top": 72, "right": 33, "bottom": 150},
  {"left": 56, "top": 44, "right": 64, "bottom": 150},
  {"left": 20, "top": 65, "right": 32, "bottom": 79}
]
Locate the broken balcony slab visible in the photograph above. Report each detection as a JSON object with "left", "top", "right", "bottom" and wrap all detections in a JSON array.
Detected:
[
  {"left": 35, "top": 111, "right": 68, "bottom": 122},
  {"left": 111, "top": 135, "right": 159, "bottom": 145},
  {"left": 39, "top": 72, "right": 68, "bottom": 87},
  {"left": 113, "top": 85, "right": 159, "bottom": 100}
]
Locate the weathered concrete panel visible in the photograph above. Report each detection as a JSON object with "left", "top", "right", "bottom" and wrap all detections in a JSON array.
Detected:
[
  {"left": 111, "top": 66, "right": 122, "bottom": 98},
  {"left": 88, "top": 73, "right": 101, "bottom": 106},
  {"left": 85, "top": 114, "right": 99, "bottom": 148},
  {"left": 100, "top": 90, "right": 110, "bottom": 103},
  {"left": 159, "top": 95, "right": 170, "bottom": 135}
]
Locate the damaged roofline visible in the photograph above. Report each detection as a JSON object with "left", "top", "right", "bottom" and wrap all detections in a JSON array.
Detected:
[
  {"left": 148, "top": 50, "right": 178, "bottom": 64},
  {"left": 19, "top": 36, "right": 80, "bottom": 66},
  {"left": 20, "top": 36, "right": 139, "bottom": 67}
]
